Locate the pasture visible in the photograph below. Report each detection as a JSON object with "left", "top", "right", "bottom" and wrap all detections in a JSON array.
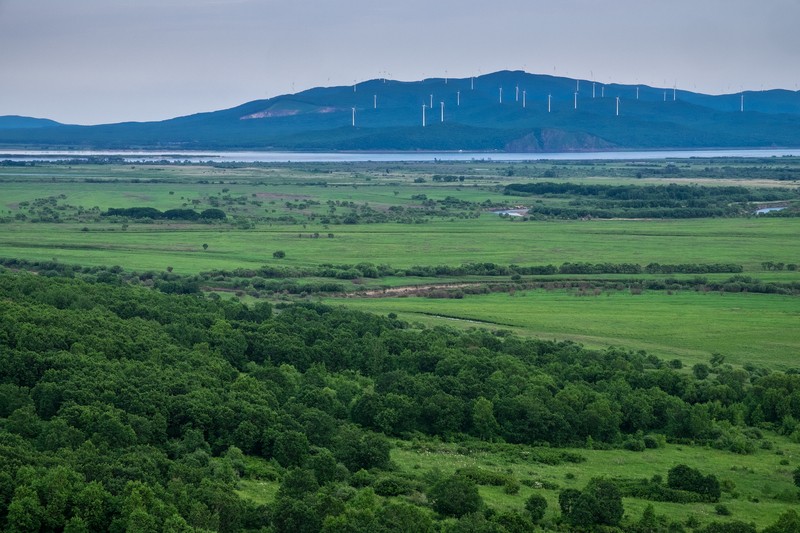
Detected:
[{"left": 1, "top": 159, "right": 798, "bottom": 370}]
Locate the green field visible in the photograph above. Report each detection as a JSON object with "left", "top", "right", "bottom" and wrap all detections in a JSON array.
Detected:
[
  {"left": 322, "top": 289, "right": 800, "bottom": 369},
  {"left": 1, "top": 217, "right": 799, "bottom": 276},
  {"left": 1, "top": 161, "right": 799, "bottom": 371}
]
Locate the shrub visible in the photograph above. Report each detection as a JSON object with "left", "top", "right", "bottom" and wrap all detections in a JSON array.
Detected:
[
  {"left": 428, "top": 474, "right": 483, "bottom": 518},
  {"left": 524, "top": 494, "right": 547, "bottom": 523}
]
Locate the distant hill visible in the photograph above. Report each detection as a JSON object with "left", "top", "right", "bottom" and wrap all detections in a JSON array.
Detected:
[
  {"left": 1, "top": 71, "right": 799, "bottom": 151},
  {"left": 0, "top": 115, "right": 63, "bottom": 130}
]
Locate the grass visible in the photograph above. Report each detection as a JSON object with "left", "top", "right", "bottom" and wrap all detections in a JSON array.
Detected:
[
  {"left": 391, "top": 436, "right": 800, "bottom": 529},
  {"left": 1, "top": 217, "right": 799, "bottom": 276},
  {"left": 322, "top": 289, "right": 800, "bottom": 369}
]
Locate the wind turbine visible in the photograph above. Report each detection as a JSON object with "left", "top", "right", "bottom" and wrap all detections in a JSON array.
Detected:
[
  {"left": 576, "top": 79, "right": 580, "bottom": 92},
  {"left": 457, "top": 90, "right": 460, "bottom": 106},
  {"left": 548, "top": 94, "right": 552, "bottom": 113},
  {"left": 636, "top": 86, "right": 640, "bottom": 100},
  {"left": 471, "top": 77, "right": 474, "bottom": 90},
  {"left": 523, "top": 90, "right": 527, "bottom": 108},
  {"left": 430, "top": 94, "right": 433, "bottom": 109},
  {"left": 673, "top": 83, "right": 677, "bottom": 101},
  {"left": 422, "top": 104, "right": 426, "bottom": 127},
  {"left": 351, "top": 107, "right": 356, "bottom": 127},
  {"left": 740, "top": 93, "right": 744, "bottom": 112},
  {"left": 616, "top": 96, "right": 620, "bottom": 116},
  {"left": 499, "top": 87, "right": 503, "bottom": 104},
  {"left": 601, "top": 85, "right": 605, "bottom": 98},
  {"left": 373, "top": 95, "right": 377, "bottom": 109},
  {"left": 516, "top": 85, "right": 519, "bottom": 102},
  {"left": 440, "top": 101, "right": 444, "bottom": 122},
  {"left": 592, "top": 82, "right": 596, "bottom": 99},
  {"left": 574, "top": 92, "right": 578, "bottom": 110}
]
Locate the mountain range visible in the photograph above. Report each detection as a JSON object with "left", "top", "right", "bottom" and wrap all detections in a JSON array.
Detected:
[{"left": 2, "top": 71, "right": 799, "bottom": 152}]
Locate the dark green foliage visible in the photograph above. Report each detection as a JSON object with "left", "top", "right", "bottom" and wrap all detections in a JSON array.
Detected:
[
  {"left": 505, "top": 182, "right": 799, "bottom": 219},
  {"left": 559, "top": 479, "right": 624, "bottom": 527},
  {"left": 667, "top": 465, "right": 721, "bottom": 502},
  {"left": 524, "top": 493, "right": 547, "bottom": 523},
  {"left": 0, "top": 270, "right": 799, "bottom": 531},
  {"left": 428, "top": 474, "right": 483, "bottom": 518},
  {"left": 103, "top": 207, "right": 226, "bottom": 221}
]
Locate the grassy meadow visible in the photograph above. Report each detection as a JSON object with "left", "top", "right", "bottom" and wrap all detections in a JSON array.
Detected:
[
  {"left": 323, "top": 289, "right": 800, "bottom": 369},
  {"left": 1, "top": 160, "right": 799, "bottom": 370}
]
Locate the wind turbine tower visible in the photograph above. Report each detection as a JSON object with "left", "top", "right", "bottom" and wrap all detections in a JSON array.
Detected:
[
  {"left": 576, "top": 79, "right": 580, "bottom": 92},
  {"left": 636, "top": 86, "right": 640, "bottom": 100},
  {"left": 616, "top": 96, "right": 620, "bottom": 116},
  {"left": 673, "top": 84, "right": 677, "bottom": 101},
  {"left": 574, "top": 92, "right": 578, "bottom": 110},
  {"left": 351, "top": 107, "right": 356, "bottom": 127},
  {"left": 457, "top": 90, "right": 460, "bottom": 106},
  {"left": 499, "top": 87, "right": 503, "bottom": 104},
  {"left": 471, "top": 77, "right": 474, "bottom": 90},
  {"left": 523, "top": 90, "right": 526, "bottom": 108},
  {"left": 373, "top": 95, "right": 377, "bottom": 109},
  {"left": 430, "top": 94, "right": 433, "bottom": 109},
  {"left": 422, "top": 104, "right": 426, "bottom": 127},
  {"left": 593, "top": 82, "right": 596, "bottom": 99},
  {"left": 516, "top": 85, "right": 519, "bottom": 102},
  {"left": 440, "top": 101, "right": 444, "bottom": 122},
  {"left": 741, "top": 93, "right": 744, "bottom": 112},
  {"left": 548, "top": 94, "right": 552, "bottom": 113}
]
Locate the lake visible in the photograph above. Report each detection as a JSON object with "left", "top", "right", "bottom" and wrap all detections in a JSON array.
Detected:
[{"left": 2, "top": 148, "right": 800, "bottom": 163}]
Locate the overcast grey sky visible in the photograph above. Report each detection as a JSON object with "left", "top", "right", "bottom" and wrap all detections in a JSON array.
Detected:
[{"left": 1, "top": 0, "right": 798, "bottom": 125}]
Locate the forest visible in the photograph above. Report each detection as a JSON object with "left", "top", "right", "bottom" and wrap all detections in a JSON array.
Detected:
[{"left": 1, "top": 270, "right": 800, "bottom": 532}]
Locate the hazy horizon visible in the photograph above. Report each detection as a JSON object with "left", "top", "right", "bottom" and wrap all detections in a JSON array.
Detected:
[{"left": 2, "top": 0, "right": 798, "bottom": 125}]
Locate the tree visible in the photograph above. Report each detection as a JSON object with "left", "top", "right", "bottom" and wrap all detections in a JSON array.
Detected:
[
  {"left": 693, "top": 363, "right": 711, "bottom": 380},
  {"left": 273, "top": 250, "right": 286, "bottom": 259},
  {"left": 202, "top": 243, "right": 208, "bottom": 251},
  {"left": 377, "top": 502, "right": 435, "bottom": 533},
  {"left": 524, "top": 493, "right": 547, "bottom": 523},
  {"left": 472, "top": 397, "right": 500, "bottom": 440},
  {"left": 793, "top": 467, "right": 800, "bottom": 488},
  {"left": 560, "top": 479, "right": 623, "bottom": 528},
  {"left": 273, "top": 431, "right": 310, "bottom": 468},
  {"left": 428, "top": 474, "right": 482, "bottom": 518}
]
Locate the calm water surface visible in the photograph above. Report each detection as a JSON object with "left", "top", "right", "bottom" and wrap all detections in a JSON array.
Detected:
[{"left": 3, "top": 148, "right": 800, "bottom": 163}]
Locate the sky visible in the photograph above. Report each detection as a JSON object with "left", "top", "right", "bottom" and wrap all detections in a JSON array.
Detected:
[{"left": 1, "top": 0, "right": 798, "bottom": 125}]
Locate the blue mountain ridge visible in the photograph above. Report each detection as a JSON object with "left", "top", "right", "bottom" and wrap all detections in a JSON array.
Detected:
[{"left": 1, "top": 71, "right": 799, "bottom": 151}]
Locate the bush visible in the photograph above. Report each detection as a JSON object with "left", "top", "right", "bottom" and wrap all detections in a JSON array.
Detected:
[
  {"left": 524, "top": 494, "right": 547, "bottom": 523},
  {"left": 273, "top": 250, "right": 286, "bottom": 259},
  {"left": 715, "top": 504, "right": 731, "bottom": 516},
  {"left": 667, "top": 464, "right": 721, "bottom": 502},
  {"left": 373, "top": 475, "right": 414, "bottom": 496},
  {"left": 428, "top": 474, "right": 483, "bottom": 518},
  {"left": 643, "top": 434, "right": 662, "bottom": 449},
  {"left": 623, "top": 438, "right": 646, "bottom": 452}
]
